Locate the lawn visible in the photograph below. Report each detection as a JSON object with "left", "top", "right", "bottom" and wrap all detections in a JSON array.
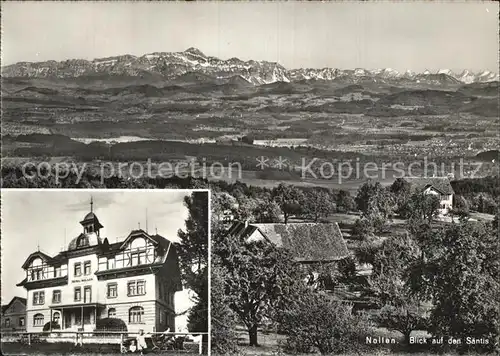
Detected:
[
  {"left": 1, "top": 342, "right": 197, "bottom": 356},
  {"left": 231, "top": 326, "right": 493, "bottom": 356}
]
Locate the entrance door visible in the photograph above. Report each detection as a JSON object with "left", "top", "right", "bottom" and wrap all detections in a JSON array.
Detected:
[{"left": 64, "top": 313, "right": 72, "bottom": 328}]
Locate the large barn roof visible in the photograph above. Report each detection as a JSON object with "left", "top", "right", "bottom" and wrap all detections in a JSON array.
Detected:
[{"left": 228, "top": 221, "right": 349, "bottom": 262}]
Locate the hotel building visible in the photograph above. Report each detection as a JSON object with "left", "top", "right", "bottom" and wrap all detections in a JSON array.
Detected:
[{"left": 17, "top": 201, "right": 182, "bottom": 333}]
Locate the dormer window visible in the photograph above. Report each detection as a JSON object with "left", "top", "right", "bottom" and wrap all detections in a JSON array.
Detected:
[{"left": 77, "top": 235, "right": 89, "bottom": 248}]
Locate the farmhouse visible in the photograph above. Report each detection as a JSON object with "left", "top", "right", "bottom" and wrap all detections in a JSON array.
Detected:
[
  {"left": 404, "top": 177, "right": 455, "bottom": 216},
  {"left": 227, "top": 221, "right": 349, "bottom": 263},
  {"left": 1, "top": 297, "right": 27, "bottom": 332},
  {"left": 17, "top": 201, "right": 182, "bottom": 334}
]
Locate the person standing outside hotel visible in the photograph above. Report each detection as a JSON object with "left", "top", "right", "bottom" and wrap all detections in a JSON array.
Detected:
[{"left": 136, "top": 329, "right": 149, "bottom": 354}]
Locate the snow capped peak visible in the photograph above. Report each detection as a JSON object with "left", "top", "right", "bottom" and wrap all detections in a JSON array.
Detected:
[
  {"left": 437, "top": 69, "right": 454, "bottom": 75},
  {"left": 2, "top": 47, "right": 499, "bottom": 85},
  {"left": 184, "top": 47, "right": 206, "bottom": 58}
]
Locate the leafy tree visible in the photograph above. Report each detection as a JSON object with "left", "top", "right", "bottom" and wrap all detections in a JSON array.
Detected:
[
  {"left": 408, "top": 221, "right": 499, "bottom": 350},
  {"left": 302, "top": 189, "right": 335, "bottom": 222},
  {"left": 376, "top": 302, "right": 427, "bottom": 345},
  {"left": 390, "top": 178, "right": 412, "bottom": 216},
  {"left": 404, "top": 190, "right": 441, "bottom": 225},
  {"left": 236, "top": 196, "right": 282, "bottom": 223},
  {"left": 215, "top": 235, "right": 305, "bottom": 346},
  {"left": 278, "top": 292, "right": 371, "bottom": 355},
  {"left": 272, "top": 184, "right": 305, "bottom": 224},
  {"left": 355, "top": 181, "right": 395, "bottom": 228},
  {"left": 351, "top": 218, "right": 375, "bottom": 241},
  {"left": 210, "top": 257, "right": 238, "bottom": 354},
  {"left": 177, "top": 192, "right": 209, "bottom": 334},
  {"left": 450, "top": 194, "right": 470, "bottom": 221},
  {"left": 357, "top": 234, "right": 425, "bottom": 344},
  {"left": 335, "top": 189, "right": 356, "bottom": 212}
]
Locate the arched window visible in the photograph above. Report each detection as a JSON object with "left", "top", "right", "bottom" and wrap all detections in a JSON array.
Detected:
[
  {"left": 33, "top": 313, "right": 44, "bottom": 326},
  {"left": 108, "top": 308, "right": 116, "bottom": 318},
  {"left": 128, "top": 306, "right": 144, "bottom": 324},
  {"left": 130, "top": 237, "right": 146, "bottom": 250},
  {"left": 52, "top": 312, "right": 60, "bottom": 324}
]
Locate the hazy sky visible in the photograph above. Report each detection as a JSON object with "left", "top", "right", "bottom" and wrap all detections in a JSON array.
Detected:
[
  {"left": 1, "top": 190, "right": 195, "bottom": 310},
  {"left": 2, "top": 1, "right": 498, "bottom": 72}
]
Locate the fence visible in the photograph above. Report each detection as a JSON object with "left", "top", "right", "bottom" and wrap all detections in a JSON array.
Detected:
[{"left": 1, "top": 330, "right": 208, "bottom": 354}]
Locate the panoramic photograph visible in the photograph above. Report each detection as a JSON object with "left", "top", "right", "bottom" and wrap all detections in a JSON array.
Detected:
[
  {"left": 1, "top": 1, "right": 499, "bottom": 356},
  {"left": 1, "top": 190, "right": 209, "bottom": 354}
]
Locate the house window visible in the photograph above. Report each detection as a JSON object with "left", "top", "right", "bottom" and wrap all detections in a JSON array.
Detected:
[
  {"left": 74, "top": 263, "right": 82, "bottom": 277},
  {"left": 84, "top": 286, "right": 92, "bottom": 303},
  {"left": 129, "top": 306, "right": 144, "bottom": 324},
  {"left": 5, "top": 318, "right": 10, "bottom": 327},
  {"left": 19, "top": 317, "right": 25, "bottom": 327},
  {"left": 52, "top": 290, "right": 61, "bottom": 304},
  {"left": 107, "top": 258, "right": 116, "bottom": 270},
  {"left": 107, "top": 283, "right": 118, "bottom": 298},
  {"left": 77, "top": 235, "right": 89, "bottom": 247},
  {"left": 53, "top": 312, "right": 61, "bottom": 324},
  {"left": 128, "top": 280, "right": 146, "bottom": 296},
  {"left": 33, "top": 291, "right": 45, "bottom": 305},
  {"left": 54, "top": 267, "right": 61, "bottom": 278},
  {"left": 31, "top": 268, "right": 43, "bottom": 281},
  {"left": 137, "top": 280, "right": 146, "bottom": 295},
  {"left": 84, "top": 261, "right": 91, "bottom": 275},
  {"left": 33, "top": 313, "right": 44, "bottom": 326},
  {"left": 108, "top": 308, "right": 116, "bottom": 318},
  {"left": 131, "top": 251, "right": 147, "bottom": 266},
  {"left": 74, "top": 287, "right": 81, "bottom": 302}
]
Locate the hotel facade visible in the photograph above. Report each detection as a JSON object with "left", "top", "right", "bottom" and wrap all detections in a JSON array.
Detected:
[{"left": 17, "top": 202, "right": 182, "bottom": 333}]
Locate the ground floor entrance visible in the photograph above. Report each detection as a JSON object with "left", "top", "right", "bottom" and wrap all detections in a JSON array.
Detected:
[{"left": 50, "top": 303, "right": 105, "bottom": 331}]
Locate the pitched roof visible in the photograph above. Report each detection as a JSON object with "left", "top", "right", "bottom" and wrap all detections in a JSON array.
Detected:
[
  {"left": 21, "top": 251, "right": 54, "bottom": 269},
  {"left": 228, "top": 221, "right": 349, "bottom": 262},
  {"left": 404, "top": 177, "right": 454, "bottom": 195},
  {"left": 1, "top": 296, "right": 27, "bottom": 314}
]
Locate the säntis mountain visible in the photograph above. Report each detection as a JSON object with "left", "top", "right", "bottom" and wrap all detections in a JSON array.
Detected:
[{"left": 2, "top": 47, "right": 498, "bottom": 85}]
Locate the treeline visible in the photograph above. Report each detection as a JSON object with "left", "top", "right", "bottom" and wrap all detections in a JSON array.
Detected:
[{"left": 451, "top": 176, "right": 499, "bottom": 214}]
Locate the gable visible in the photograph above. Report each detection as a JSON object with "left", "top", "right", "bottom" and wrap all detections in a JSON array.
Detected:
[
  {"left": 230, "top": 222, "right": 349, "bottom": 262},
  {"left": 5, "top": 300, "right": 25, "bottom": 315},
  {"left": 2, "top": 297, "right": 26, "bottom": 315}
]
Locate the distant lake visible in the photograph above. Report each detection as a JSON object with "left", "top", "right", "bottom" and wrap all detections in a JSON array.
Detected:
[{"left": 72, "top": 136, "right": 151, "bottom": 144}]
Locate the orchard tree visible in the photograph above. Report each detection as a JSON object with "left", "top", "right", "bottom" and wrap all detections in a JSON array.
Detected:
[
  {"left": 355, "top": 181, "right": 395, "bottom": 223},
  {"left": 404, "top": 190, "right": 441, "bottom": 225},
  {"left": 336, "top": 190, "right": 356, "bottom": 212},
  {"left": 272, "top": 184, "right": 305, "bottom": 224},
  {"left": 215, "top": 234, "right": 305, "bottom": 346},
  {"left": 302, "top": 189, "right": 335, "bottom": 222},
  {"left": 408, "top": 221, "right": 499, "bottom": 349}
]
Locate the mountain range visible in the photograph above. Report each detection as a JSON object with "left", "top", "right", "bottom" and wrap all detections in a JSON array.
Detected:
[{"left": 2, "top": 47, "right": 498, "bottom": 86}]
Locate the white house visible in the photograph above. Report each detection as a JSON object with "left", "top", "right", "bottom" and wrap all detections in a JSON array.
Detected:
[
  {"left": 17, "top": 203, "right": 182, "bottom": 334},
  {"left": 404, "top": 177, "right": 455, "bottom": 216}
]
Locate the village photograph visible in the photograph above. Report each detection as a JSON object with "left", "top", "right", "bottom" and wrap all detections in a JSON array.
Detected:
[{"left": 1, "top": 189, "right": 209, "bottom": 354}]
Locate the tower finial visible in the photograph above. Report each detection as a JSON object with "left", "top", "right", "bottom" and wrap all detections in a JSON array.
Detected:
[{"left": 90, "top": 196, "right": 94, "bottom": 213}]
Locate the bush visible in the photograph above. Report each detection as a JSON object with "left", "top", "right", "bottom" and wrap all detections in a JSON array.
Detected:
[
  {"left": 95, "top": 318, "right": 127, "bottom": 332},
  {"left": 43, "top": 321, "right": 61, "bottom": 332},
  {"left": 278, "top": 292, "right": 371, "bottom": 354}
]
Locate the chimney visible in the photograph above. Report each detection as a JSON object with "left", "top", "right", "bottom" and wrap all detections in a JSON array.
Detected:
[{"left": 244, "top": 220, "right": 249, "bottom": 228}]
